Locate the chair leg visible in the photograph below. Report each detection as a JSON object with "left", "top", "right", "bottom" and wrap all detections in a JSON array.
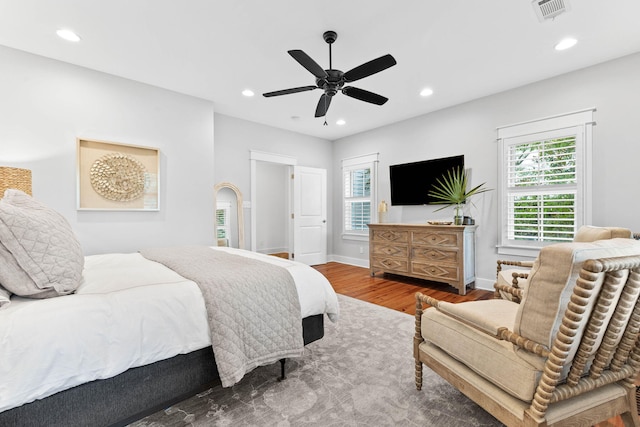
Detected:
[
  {"left": 620, "top": 386, "right": 640, "bottom": 427},
  {"left": 415, "top": 360, "right": 423, "bottom": 391}
]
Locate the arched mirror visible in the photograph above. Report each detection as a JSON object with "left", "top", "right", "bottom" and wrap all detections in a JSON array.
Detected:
[{"left": 213, "top": 182, "right": 245, "bottom": 249}]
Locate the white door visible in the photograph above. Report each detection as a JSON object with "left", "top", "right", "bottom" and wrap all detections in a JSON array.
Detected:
[{"left": 292, "top": 166, "right": 327, "bottom": 265}]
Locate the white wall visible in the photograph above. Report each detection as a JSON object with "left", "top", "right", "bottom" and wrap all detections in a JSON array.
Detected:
[
  {"left": 332, "top": 52, "right": 640, "bottom": 289},
  {"left": 256, "top": 162, "right": 289, "bottom": 254},
  {"left": 0, "top": 46, "right": 215, "bottom": 255},
  {"left": 213, "top": 113, "right": 333, "bottom": 250}
]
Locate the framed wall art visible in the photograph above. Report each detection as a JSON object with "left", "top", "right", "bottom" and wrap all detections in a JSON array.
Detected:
[{"left": 77, "top": 138, "right": 160, "bottom": 211}]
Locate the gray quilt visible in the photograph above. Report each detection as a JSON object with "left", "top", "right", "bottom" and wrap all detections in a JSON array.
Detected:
[{"left": 140, "top": 246, "right": 303, "bottom": 387}]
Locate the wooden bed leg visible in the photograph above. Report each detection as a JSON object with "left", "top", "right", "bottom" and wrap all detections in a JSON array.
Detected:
[{"left": 278, "top": 358, "right": 286, "bottom": 381}]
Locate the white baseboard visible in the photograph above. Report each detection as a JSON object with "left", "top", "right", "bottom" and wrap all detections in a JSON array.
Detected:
[
  {"left": 326, "top": 254, "right": 495, "bottom": 292},
  {"left": 257, "top": 247, "right": 288, "bottom": 255},
  {"left": 327, "top": 254, "right": 369, "bottom": 269},
  {"left": 474, "top": 277, "right": 495, "bottom": 292}
]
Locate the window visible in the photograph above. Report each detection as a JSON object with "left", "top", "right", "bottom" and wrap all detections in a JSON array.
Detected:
[
  {"left": 216, "top": 201, "right": 231, "bottom": 244},
  {"left": 497, "top": 109, "right": 594, "bottom": 256},
  {"left": 342, "top": 153, "right": 378, "bottom": 239}
]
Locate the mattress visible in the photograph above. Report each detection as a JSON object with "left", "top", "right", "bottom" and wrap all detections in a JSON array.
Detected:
[{"left": 0, "top": 247, "right": 339, "bottom": 413}]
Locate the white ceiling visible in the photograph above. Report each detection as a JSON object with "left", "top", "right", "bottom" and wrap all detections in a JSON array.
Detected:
[{"left": 1, "top": 0, "right": 640, "bottom": 140}]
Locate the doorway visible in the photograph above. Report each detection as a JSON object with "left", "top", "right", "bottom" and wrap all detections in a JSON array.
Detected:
[{"left": 250, "top": 151, "right": 327, "bottom": 265}]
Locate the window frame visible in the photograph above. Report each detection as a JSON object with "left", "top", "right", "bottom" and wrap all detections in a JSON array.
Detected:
[
  {"left": 497, "top": 109, "right": 594, "bottom": 257},
  {"left": 342, "top": 153, "right": 379, "bottom": 241}
]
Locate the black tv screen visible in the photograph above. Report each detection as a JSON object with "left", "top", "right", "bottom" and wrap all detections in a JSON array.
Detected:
[{"left": 389, "top": 155, "right": 464, "bottom": 205}]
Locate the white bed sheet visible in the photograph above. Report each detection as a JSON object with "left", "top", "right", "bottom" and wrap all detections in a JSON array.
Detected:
[{"left": 0, "top": 247, "right": 339, "bottom": 413}]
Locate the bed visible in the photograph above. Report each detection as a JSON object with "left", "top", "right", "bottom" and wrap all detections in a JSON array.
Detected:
[{"left": 0, "top": 190, "right": 339, "bottom": 426}]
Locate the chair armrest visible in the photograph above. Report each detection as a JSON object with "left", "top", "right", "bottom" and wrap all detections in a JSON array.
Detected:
[
  {"left": 496, "top": 259, "right": 534, "bottom": 275},
  {"left": 494, "top": 282, "right": 524, "bottom": 301},
  {"left": 497, "top": 327, "right": 550, "bottom": 357}
]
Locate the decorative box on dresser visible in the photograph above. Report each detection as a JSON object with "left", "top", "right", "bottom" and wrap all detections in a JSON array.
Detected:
[{"left": 368, "top": 223, "right": 477, "bottom": 295}]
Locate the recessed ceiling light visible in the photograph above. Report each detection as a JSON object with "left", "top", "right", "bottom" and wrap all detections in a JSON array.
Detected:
[
  {"left": 56, "top": 29, "right": 81, "bottom": 42},
  {"left": 420, "top": 88, "right": 434, "bottom": 97},
  {"left": 336, "top": 119, "right": 346, "bottom": 126},
  {"left": 555, "top": 38, "right": 577, "bottom": 51},
  {"left": 241, "top": 89, "right": 254, "bottom": 97}
]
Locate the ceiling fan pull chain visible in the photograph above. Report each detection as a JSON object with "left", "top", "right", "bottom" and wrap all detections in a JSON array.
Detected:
[{"left": 323, "top": 96, "right": 328, "bottom": 125}]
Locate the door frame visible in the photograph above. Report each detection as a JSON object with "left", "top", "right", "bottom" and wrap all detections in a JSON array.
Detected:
[{"left": 249, "top": 150, "right": 297, "bottom": 253}]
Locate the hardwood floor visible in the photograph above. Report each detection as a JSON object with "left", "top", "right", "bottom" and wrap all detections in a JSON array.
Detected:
[
  {"left": 313, "top": 261, "right": 493, "bottom": 316},
  {"left": 312, "top": 261, "right": 625, "bottom": 427}
]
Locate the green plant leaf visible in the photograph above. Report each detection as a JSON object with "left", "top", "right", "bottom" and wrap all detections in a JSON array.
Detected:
[{"left": 428, "top": 166, "right": 492, "bottom": 212}]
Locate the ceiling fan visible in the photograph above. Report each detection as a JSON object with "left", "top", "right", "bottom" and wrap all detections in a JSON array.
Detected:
[{"left": 263, "top": 31, "right": 397, "bottom": 118}]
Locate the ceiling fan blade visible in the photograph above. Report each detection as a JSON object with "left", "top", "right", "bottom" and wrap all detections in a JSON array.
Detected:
[
  {"left": 263, "top": 86, "right": 318, "bottom": 97},
  {"left": 343, "top": 54, "right": 397, "bottom": 83},
  {"left": 342, "top": 86, "right": 388, "bottom": 105},
  {"left": 288, "top": 50, "right": 328, "bottom": 79},
  {"left": 315, "top": 94, "right": 332, "bottom": 117}
]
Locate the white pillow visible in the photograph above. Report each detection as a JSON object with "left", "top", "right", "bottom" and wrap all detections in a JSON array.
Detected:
[{"left": 0, "top": 190, "right": 84, "bottom": 298}]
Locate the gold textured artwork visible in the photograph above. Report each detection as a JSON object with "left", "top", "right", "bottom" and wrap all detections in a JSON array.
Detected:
[
  {"left": 77, "top": 138, "right": 160, "bottom": 210},
  {"left": 90, "top": 153, "right": 146, "bottom": 202}
]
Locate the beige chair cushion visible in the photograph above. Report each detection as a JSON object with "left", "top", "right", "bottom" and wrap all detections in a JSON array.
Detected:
[
  {"left": 515, "top": 238, "right": 640, "bottom": 356},
  {"left": 573, "top": 225, "right": 631, "bottom": 242},
  {"left": 422, "top": 299, "right": 544, "bottom": 401}
]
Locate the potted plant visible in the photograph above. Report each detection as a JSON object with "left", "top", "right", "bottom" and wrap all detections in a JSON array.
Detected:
[{"left": 428, "top": 166, "right": 492, "bottom": 225}]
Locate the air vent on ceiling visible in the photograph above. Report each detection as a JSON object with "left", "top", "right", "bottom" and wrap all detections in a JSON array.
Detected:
[{"left": 532, "top": 0, "right": 570, "bottom": 22}]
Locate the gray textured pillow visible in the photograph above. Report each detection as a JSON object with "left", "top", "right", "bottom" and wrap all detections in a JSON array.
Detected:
[{"left": 0, "top": 190, "right": 84, "bottom": 298}]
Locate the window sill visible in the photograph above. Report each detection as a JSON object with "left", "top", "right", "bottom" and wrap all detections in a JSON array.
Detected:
[
  {"left": 342, "top": 233, "right": 369, "bottom": 242},
  {"left": 496, "top": 245, "right": 541, "bottom": 258}
]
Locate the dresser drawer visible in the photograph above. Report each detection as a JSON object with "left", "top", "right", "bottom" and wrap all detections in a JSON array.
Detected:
[
  {"left": 372, "top": 229, "right": 409, "bottom": 244},
  {"left": 412, "top": 246, "right": 458, "bottom": 264},
  {"left": 412, "top": 231, "right": 459, "bottom": 247},
  {"left": 372, "top": 257, "right": 409, "bottom": 273},
  {"left": 373, "top": 243, "right": 409, "bottom": 258},
  {"left": 411, "top": 262, "right": 459, "bottom": 281}
]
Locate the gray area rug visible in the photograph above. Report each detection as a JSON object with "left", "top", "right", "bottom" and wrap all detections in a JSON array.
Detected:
[{"left": 130, "top": 294, "right": 502, "bottom": 426}]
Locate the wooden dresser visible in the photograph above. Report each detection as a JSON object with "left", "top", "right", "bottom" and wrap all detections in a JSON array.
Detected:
[{"left": 368, "top": 223, "right": 477, "bottom": 295}]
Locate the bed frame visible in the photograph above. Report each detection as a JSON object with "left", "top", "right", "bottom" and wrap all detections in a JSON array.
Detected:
[{"left": 0, "top": 314, "right": 324, "bottom": 427}]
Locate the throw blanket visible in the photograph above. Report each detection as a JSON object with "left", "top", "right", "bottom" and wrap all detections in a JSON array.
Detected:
[{"left": 140, "top": 246, "right": 304, "bottom": 387}]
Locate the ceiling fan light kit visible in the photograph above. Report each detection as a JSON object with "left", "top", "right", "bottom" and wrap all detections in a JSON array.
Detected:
[{"left": 263, "top": 30, "right": 396, "bottom": 120}]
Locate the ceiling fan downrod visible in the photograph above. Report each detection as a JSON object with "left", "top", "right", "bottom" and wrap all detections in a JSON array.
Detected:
[{"left": 323, "top": 30, "right": 337, "bottom": 70}]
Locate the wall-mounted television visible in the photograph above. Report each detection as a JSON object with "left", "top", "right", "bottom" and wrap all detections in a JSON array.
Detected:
[{"left": 389, "top": 155, "right": 464, "bottom": 206}]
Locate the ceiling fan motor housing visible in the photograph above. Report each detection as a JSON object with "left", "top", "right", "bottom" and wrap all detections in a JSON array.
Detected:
[{"left": 317, "top": 69, "right": 344, "bottom": 96}]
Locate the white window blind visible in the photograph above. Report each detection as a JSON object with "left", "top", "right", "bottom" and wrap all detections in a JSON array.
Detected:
[
  {"left": 497, "top": 109, "right": 593, "bottom": 256},
  {"left": 507, "top": 135, "right": 577, "bottom": 243},
  {"left": 216, "top": 202, "right": 231, "bottom": 240},
  {"left": 344, "top": 167, "right": 371, "bottom": 231},
  {"left": 342, "top": 153, "right": 378, "bottom": 239}
]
